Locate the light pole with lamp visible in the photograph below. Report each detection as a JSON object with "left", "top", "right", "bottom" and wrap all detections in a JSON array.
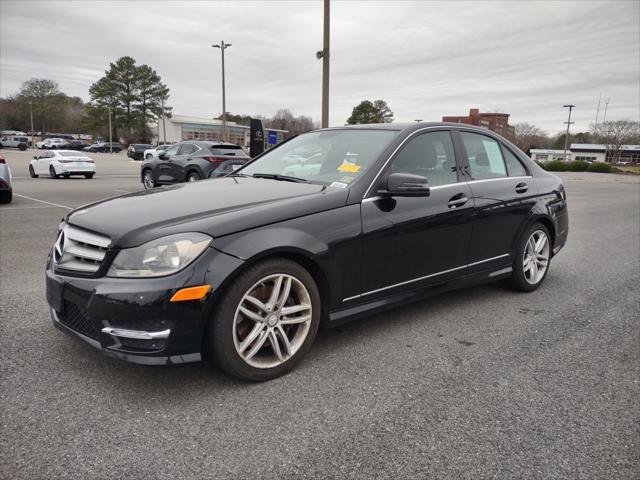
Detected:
[
  {"left": 562, "top": 104, "right": 575, "bottom": 161},
  {"left": 212, "top": 41, "right": 231, "bottom": 142}
]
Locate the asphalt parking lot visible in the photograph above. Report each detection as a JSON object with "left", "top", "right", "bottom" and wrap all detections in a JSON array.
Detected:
[{"left": 1, "top": 149, "right": 638, "bottom": 479}]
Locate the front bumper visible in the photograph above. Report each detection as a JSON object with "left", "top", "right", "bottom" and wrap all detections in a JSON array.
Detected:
[{"left": 46, "top": 247, "right": 246, "bottom": 365}]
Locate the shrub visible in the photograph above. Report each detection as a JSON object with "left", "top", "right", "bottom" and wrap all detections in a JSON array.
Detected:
[
  {"left": 587, "top": 162, "right": 612, "bottom": 173},
  {"left": 567, "top": 160, "right": 589, "bottom": 172},
  {"left": 544, "top": 160, "right": 568, "bottom": 172}
]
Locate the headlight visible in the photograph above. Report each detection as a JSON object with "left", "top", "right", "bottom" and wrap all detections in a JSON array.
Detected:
[{"left": 107, "top": 233, "right": 212, "bottom": 278}]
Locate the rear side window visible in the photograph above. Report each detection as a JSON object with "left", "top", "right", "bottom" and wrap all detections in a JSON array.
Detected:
[
  {"left": 502, "top": 147, "right": 528, "bottom": 177},
  {"left": 460, "top": 132, "right": 507, "bottom": 180}
]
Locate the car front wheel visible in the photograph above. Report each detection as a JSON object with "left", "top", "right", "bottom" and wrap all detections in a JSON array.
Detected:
[
  {"left": 207, "top": 258, "right": 321, "bottom": 381},
  {"left": 142, "top": 170, "right": 156, "bottom": 189},
  {"left": 29, "top": 165, "right": 38, "bottom": 178},
  {"left": 506, "top": 222, "right": 551, "bottom": 292}
]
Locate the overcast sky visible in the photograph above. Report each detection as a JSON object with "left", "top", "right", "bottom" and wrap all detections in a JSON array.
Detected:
[{"left": 1, "top": 0, "right": 638, "bottom": 133}]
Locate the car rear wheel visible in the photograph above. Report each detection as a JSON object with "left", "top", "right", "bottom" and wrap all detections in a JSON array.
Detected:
[
  {"left": 49, "top": 165, "right": 59, "bottom": 179},
  {"left": 142, "top": 170, "right": 157, "bottom": 189},
  {"left": 84, "top": 173, "right": 94, "bottom": 179},
  {"left": 29, "top": 165, "right": 38, "bottom": 178},
  {"left": 187, "top": 171, "right": 200, "bottom": 182},
  {"left": 0, "top": 190, "right": 11, "bottom": 204},
  {"left": 18, "top": 143, "right": 27, "bottom": 151},
  {"left": 506, "top": 222, "right": 551, "bottom": 292},
  {"left": 207, "top": 258, "right": 321, "bottom": 381}
]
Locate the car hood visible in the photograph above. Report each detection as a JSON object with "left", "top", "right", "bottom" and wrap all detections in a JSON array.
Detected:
[{"left": 66, "top": 177, "right": 348, "bottom": 248}]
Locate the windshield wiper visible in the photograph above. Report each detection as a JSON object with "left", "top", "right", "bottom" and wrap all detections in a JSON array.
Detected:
[{"left": 251, "top": 173, "right": 309, "bottom": 183}]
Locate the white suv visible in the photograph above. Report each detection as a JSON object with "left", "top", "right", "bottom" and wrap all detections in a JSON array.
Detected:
[{"left": 0, "top": 135, "right": 29, "bottom": 151}]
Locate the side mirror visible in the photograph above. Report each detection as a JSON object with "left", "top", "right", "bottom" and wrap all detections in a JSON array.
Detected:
[
  {"left": 33, "top": 156, "right": 38, "bottom": 160},
  {"left": 159, "top": 153, "right": 168, "bottom": 160},
  {"left": 380, "top": 172, "right": 430, "bottom": 197}
]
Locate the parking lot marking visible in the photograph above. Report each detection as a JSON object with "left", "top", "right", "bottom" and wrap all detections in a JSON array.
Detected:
[
  {"left": 12, "top": 193, "right": 72, "bottom": 210},
  {"left": 0, "top": 205, "right": 66, "bottom": 210}
]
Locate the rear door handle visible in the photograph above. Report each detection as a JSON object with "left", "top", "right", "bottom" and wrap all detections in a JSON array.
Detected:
[
  {"left": 447, "top": 193, "right": 468, "bottom": 209},
  {"left": 515, "top": 182, "right": 528, "bottom": 194}
]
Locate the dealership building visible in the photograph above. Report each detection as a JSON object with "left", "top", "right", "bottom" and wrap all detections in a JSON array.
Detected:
[
  {"left": 153, "top": 114, "right": 287, "bottom": 149},
  {"left": 530, "top": 144, "right": 640, "bottom": 163}
]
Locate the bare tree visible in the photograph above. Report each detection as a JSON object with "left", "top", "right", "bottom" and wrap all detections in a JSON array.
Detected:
[
  {"left": 590, "top": 120, "right": 640, "bottom": 163},
  {"left": 508, "top": 122, "right": 549, "bottom": 152},
  {"left": 265, "top": 109, "right": 315, "bottom": 138}
]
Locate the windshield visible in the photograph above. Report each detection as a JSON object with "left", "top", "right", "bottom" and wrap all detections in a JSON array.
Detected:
[{"left": 238, "top": 129, "right": 398, "bottom": 186}]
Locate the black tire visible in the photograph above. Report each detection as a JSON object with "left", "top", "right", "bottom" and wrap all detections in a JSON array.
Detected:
[
  {"left": 142, "top": 169, "right": 157, "bottom": 189},
  {"left": 84, "top": 173, "right": 94, "bottom": 179},
  {"left": 29, "top": 165, "right": 38, "bottom": 178},
  {"left": 505, "top": 222, "right": 551, "bottom": 292},
  {"left": 49, "top": 165, "right": 59, "bottom": 179},
  {"left": 0, "top": 143, "right": 3, "bottom": 148},
  {"left": 187, "top": 171, "right": 201, "bottom": 182},
  {"left": 18, "top": 143, "right": 27, "bottom": 151},
  {"left": 207, "top": 257, "right": 321, "bottom": 381},
  {"left": 145, "top": 154, "right": 152, "bottom": 160},
  {"left": 0, "top": 189, "right": 11, "bottom": 204},
  {"left": 63, "top": 174, "right": 70, "bottom": 179}
]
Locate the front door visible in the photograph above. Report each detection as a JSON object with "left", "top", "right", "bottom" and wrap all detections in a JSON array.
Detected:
[
  {"left": 359, "top": 130, "right": 474, "bottom": 301},
  {"left": 156, "top": 144, "right": 180, "bottom": 183},
  {"left": 167, "top": 143, "right": 198, "bottom": 182},
  {"left": 457, "top": 131, "right": 538, "bottom": 272}
]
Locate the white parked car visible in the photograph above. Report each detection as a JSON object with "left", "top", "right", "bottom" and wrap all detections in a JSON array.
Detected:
[
  {"left": 0, "top": 135, "right": 29, "bottom": 151},
  {"left": 29, "top": 150, "right": 96, "bottom": 179},
  {"left": 36, "top": 138, "right": 67, "bottom": 150},
  {"left": 143, "top": 144, "right": 171, "bottom": 160}
]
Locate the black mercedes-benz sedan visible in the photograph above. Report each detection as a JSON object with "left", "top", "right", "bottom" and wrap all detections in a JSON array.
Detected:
[{"left": 46, "top": 123, "right": 568, "bottom": 381}]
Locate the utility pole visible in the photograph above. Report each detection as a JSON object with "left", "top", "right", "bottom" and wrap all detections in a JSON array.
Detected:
[
  {"left": 29, "top": 101, "right": 34, "bottom": 149},
  {"left": 108, "top": 105, "right": 113, "bottom": 154},
  {"left": 414, "top": 119, "right": 423, "bottom": 123},
  {"left": 594, "top": 93, "right": 602, "bottom": 128},
  {"left": 321, "top": 0, "right": 330, "bottom": 128},
  {"left": 562, "top": 104, "right": 575, "bottom": 161},
  {"left": 161, "top": 97, "right": 167, "bottom": 144},
  {"left": 212, "top": 40, "right": 232, "bottom": 142}
]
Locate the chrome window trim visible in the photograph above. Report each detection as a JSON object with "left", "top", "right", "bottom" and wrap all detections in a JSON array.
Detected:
[
  {"left": 342, "top": 253, "right": 510, "bottom": 302},
  {"left": 466, "top": 175, "right": 532, "bottom": 185}
]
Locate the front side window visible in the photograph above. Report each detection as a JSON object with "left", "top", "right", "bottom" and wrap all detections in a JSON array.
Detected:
[
  {"left": 178, "top": 144, "right": 197, "bottom": 155},
  {"left": 460, "top": 132, "right": 507, "bottom": 180},
  {"left": 163, "top": 145, "right": 180, "bottom": 157},
  {"left": 389, "top": 131, "right": 457, "bottom": 187},
  {"left": 240, "top": 129, "right": 399, "bottom": 186}
]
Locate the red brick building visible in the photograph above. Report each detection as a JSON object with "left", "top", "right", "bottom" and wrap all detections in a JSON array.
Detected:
[{"left": 442, "top": 108, "right": 515, "bottom": 137}]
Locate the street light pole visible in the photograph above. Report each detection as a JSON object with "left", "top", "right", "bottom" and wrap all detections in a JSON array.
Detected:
[
  {"left": 108, "top": 105, "right": 113, "bottom": 154},
  {"left": 212, "top": 40, "right": 232, "bottom": 142},
  {"left": 321, "top": 0, "right": 330, "bottom": 128},
  {"left": 29, "top": 101, "right": 34, "bottom": 149},
  {"left": 562, "top": 104, "right": 575, "bottom": 161},
  {"left": 161, "top": 97, "right": 167, "bottom": 144}
]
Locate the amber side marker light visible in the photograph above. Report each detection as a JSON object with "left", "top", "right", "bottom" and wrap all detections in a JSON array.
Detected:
[{"left": 170, "top": 285, "right": 212, "bottom": 303}]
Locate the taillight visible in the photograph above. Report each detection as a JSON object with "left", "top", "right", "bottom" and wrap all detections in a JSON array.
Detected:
[
  {"left": 203, "top": 156, "right": 227, "bottom": 163},
  {"left": 558, "top": 184, "right": 567, "bottom": 201},
  {"left": 0, "top": 156, "right": 5, "bottom": 164}
]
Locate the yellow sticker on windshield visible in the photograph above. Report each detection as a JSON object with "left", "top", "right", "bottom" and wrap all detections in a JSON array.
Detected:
[{"left": 338, "top": 163, "right": 361, "bottom": 173}]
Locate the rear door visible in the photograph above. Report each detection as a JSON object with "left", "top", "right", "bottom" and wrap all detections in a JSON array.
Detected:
[
  {"left": 167, "top": 143, "right": 199, "bottom": 181},
  {"left": 358, "top": 129, "right": 474, "bottom": 301},
  {"left": 456, "top": 130, "right": 537, "bottom": 272}
]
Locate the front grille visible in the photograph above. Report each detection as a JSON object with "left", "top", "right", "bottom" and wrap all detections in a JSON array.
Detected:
[
  {"left": 53, "top": 224, "right": 111, "bottom": 274},
  {"left": 59, "top": 301, "right": 100, "bottom": 340}
]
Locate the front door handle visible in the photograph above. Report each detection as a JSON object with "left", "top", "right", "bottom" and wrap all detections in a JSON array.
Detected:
[
  {"left": 447, "top": 193, "right": 468, "bottom": 209},
  {"left": 186, "top": 157, "right": 192, "bottom": 161},
  {"left": 515, "top": 182, "right": 528, "bottom": 194}
]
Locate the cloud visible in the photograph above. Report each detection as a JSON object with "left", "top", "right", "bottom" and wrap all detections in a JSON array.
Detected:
[{"left": 1, "top": 0, "right": 638, "bottom": 133}]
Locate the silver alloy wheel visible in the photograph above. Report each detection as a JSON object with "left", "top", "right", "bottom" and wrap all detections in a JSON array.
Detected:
[
  {"left": 143, "top": 171, "right": 154, "bottom": 189},
  {"left": 188, "top": 173, "right": 199, "bottom": 182},
  {"left": 233, "top": 273, "right": 312, "bottom": 369},
  {"left": 523, "top": 229, "right": 550, "bottom": 285}
]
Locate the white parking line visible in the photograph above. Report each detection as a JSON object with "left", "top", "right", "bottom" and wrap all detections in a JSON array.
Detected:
[{"left": 12, "top": 193, "right": 72, "bottom": 210}]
